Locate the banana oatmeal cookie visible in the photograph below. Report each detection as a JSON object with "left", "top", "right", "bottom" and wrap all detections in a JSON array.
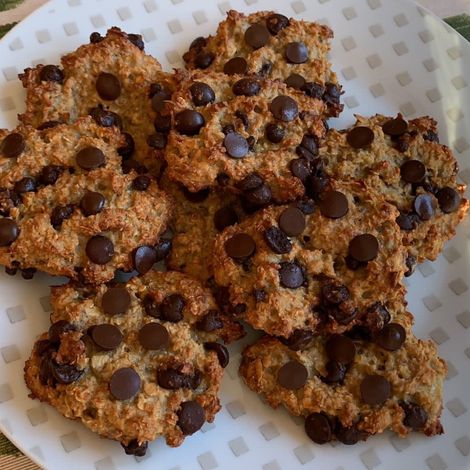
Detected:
[{"left": 24, "top": 270, "right": 244, "bottom": 455}]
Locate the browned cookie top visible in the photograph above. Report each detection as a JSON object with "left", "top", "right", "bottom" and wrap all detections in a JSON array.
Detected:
[{"left": 183, "top": 10, "right": 342, "bottom": 117}]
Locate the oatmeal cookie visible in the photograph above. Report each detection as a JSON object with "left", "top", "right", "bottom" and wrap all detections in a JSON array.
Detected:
[
  {"left": 24, "top": 270, "right": 244, "bottom": 455},
  {"left": 19, "top": 27, "right": 175, "bottom": 174},
  {"left": 319, "top": 114, "right": 468, "bottom": 264},
  {"left": 183, "top": 10, "right": 342, "bottom": 117},
  {"left": 164, "top": 70, "right": 327, "bottom": 203},
  {"left": 240, "top": 298, "right": 446, "bottom": 444},
  {"left": 212, "top": 179, "right": 407, "bottom": 337},
  {"left": 0, "top": 118, "right": 171, "bottom": 283}
]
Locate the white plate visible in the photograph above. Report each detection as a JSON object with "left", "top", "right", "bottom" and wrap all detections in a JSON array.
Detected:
[{"left": 0, "top": 0, "right": 469, "bottom": 469}]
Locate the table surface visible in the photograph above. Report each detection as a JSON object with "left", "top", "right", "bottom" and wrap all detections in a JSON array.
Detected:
[{"left": 0, "top": 0, "right": 469, "bottom": 469}]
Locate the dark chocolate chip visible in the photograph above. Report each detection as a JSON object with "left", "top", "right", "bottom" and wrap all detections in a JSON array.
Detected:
[
  {"left": 278, "top": 207, "right": 305, "bottom": 236},
  {"left": 118, "top": 132, "right": 135, "bottom": 158},
  {"left": 319, "top": 190, "right": 349, "bottom": 219},
  {"left": 225, "top": 233, "right": 256, "bottom": 259},
  {"left": 48, "top": 320, "right": 75, "bottom": 343},
  {"left": 142, "top": 295, "right": 159, "bottom": 318},
  {"left": 265, "top": 123, "right": 285, "bottom": 143},
  {"left": 91, "top": 323, "right": 123, "bottom": 350},
  {"left": 285, "top": 73, "right": 306, "bottom": 90},
  {"left": 402, "top": 402, "right": 428, "bottom": 430},
  {"left": 253, "top": 289, "right": 267, "bottom": 303},
  {"left": 400, "top": 160, "right": 426, "bottom": 183},
  {"left": 80, "top": 191, "right": 105, "bottom": 216},
  {"left": 50, "top": 204, "right": 74, "bottom": 229},
  {"left": 76, "top": 146, "right": 105, "bottom": 170},
  {"left": 348, "top": 234, "right": 379, "bottom": 262},
  {"left": 147, "top": 132, "right": 167, "bottom": 149},
  {"left": 237, "top": 173, "right": 263, "bottom": 191},
  {"left": 305, "top": 413, "right": 332, "bottom": 444},
  {"left": 37, "top": 120, "right": 62, "bottom": 130},
  {"left": 277, "top": 360, "right": 308, "bottom": 389},
  {"left": 132, "top": 175, "right": 151, "bottom": 191},
  {"left": 50, "top": 361, "right": 84, "bottom": 385},
  {"left": 195, "top": 52, "right": 215, "bottom": 69},
  {"left": 285, "top": 41, "right": 308, "bottom": 64},
  {"left": 39, "top": 65, "right": 64, "bottom": 83},
  {"left": 290, "top": 158, "right": 311, "bottom": 183},
  {"left": 14, "top": 177, "right": 36, "bottom": 194},
  {"left": 363, "top": 302, "right": 391, "bottom": 331},
  {"left": 298, "top": 135, "right": 319, "bottom": 158},
  {"left": 224, "top": 132, "right": 249, "bottom": 158},
  {"left": 322, "top": 282, "right": 350, "bottom": 305},
  {"left": 325, "top": 334, "right": 356, "bottom": 364},
  {"left": 382, "top": 116, "right": 408, "bottom": 136},
  {"left": 89, "top": 106, "right": 122, "bottom": 128},
  {"left": 264, "top": 226, "right": 292, "bottom": 254},
  {"left": 329, "top": 301, "right": 358, "bottom": 325},
  {"left": 138, "top": 322, "right": 169, "bottom": 350},
  {"left": 346, "top": 126, "right": 374, "bottom": 149},
  {"left": 235, "top": 110, "right": 249, "bottom": 129},
  {"left": 279, "top": 261, "right": 305, "bottom": 289},
  {"left": 160, "top": 293, "right": 185, "bottom": 322},
  {"left": 258, "top": 60, "right": 273, "bottom": 77},
  {"left": 222, "top": 124, "right": 235, "bottom": 135},
  {"left": 175, "top": 109, "right": 205, "bottom": 135},
  {"left": 96, "top": 72, "right": 121, "bottom": 100},
  {"left": 0, "top": 218, "right": 19, "bottom": 246},
  {"left": 323, "top": 83, "right": 342, "bottom": 105},
  {"left": 244, "top": 23, "right": 270, "bottom": 49},
  {"left": 86, "top": 235, "right": 114, "bottom": 264},
  {"left": 154, "top": 239, "right": 172, "bottom": 261},
  {"left": 1, "top": 133, "right": 25, "bottom": 158},
  {"left": 283, "top": 329, "right": 314, "bottom": 351},
  {"left": 133, "top": 245, "right": 157, "bottom": 274},
  {"left": 109, "top": 367, "right": 141, "bottom": 400},
  {"left": 190, "top": 82, "right": 215, "bottom": 106},
  {"left": 102, "top": 287, "right": 131, "bottom": 315},
  {"left": 122, "top": 159, "right": 147, "bottom": 175},
  {"left": 360, "top": 374, "right": 391, "bottom": 405},
  {"left": 90, "top": 32, "right": 103, "bottom": 43},
  {"left": 195, "top": 310, "right": 223, "bottom": 332},
  {"left": 423, "top": 130, "right": 439, "bottom": 143},
  {"left": 437, "top": 186, "right": 461, "bottom": 213},
  {"left": 405, "top": 254, "right": 416, "bottom": 277},
  {"left": 223, "top": 57, "right": 248, "bottom": 75},
  {"left": 270, "top": 95, "right": 298, "bottom": 122},
  {"left": 121, "top": 440, "right": 148, "bottom": 457},
  {"left": 189, "top": 36, "right": 206, "bottom": 51},
  {"left": 396, "top": 212, "right": 419, "bottom": 231},
  {"left": 214, "top": 205, "right": 239, "bottom": 231},
  {"left": 321, "top": 360, "right": 346, "bottom": 384},
  {"left": 150, "top": 84, "right": 172, "bottom": 113},
  {"left": 413, "top": 194, "right": 435, "bottom": 220},
  {"left": 336, "top": 424, "right": 368, "bottom": 445},
  {"left": 301, "top": 82, "right": 325, "bottom": 99},
  {"left": 21, "top": 267, "right": 36, "bottom": 280},
  {"left": 177, "top": 400, "right": 205, "bottom": 435},
  {"left": 39, "top": 165, "right": 63, "bottom": 186},
  {"left": 266, "top": 13, "right": 289, "bottom": 35},
  {"left": 232, "top": 78, "right": 261, "bottom": 96},
  {"left": 128, "top": 33, "right": 144, "bottom": 50},
  {"left": 204, "top": 342, "right": 229, "bottom": 368},
  {"left": 243, "top": 183, "right": 272, "bottom": 209},
  {"left": 153, "top": 114, "right": 171, "bottom": 134},
  {"left": 375, "top": 323, "right": 406, "bottom": 351}
]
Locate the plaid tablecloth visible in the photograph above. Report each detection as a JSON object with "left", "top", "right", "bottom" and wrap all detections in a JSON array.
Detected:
[{"left": 0, "top": 0, "right": 469, "bottom": 469}]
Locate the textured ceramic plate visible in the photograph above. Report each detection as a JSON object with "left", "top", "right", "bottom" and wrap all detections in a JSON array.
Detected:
[{"left": 0, "top": 0, "right": 469, "bottom": 469}]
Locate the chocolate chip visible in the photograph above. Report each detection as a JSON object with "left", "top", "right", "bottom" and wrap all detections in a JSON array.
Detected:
[
  {"left": 321, "top": 360, "right": 346, "bottom": 384},
  {"left": 277, "top": 360, "right": 308, "bottom": 389},
  {"left": 325, "top": 334, "right": 356, "bottom": 364},
  {"left": 117, "top": 132, "right": 135, "bottom": 158},
  {"left": 302, "top": 82, "right": 325, "bottom": 99},
  {"left": 133, "top": 245, "right": 157, "bottom": 274},
  {"left": 322, "top": 282, "right": 350, "bottom": 305},
  {"left": 360, "top": 374, "right": 391, "bottom": 405},
  {"left": 0, "top": 218, "right": 19, "bottom": 246},
  {"left": 102, "top": 287, "right": 131, "bottom": 315},
  {"left": 285, "top": 73, "right": 306, "bottom": 90},
  {"left": 50, "top": 362, "right": 84, "bottom": 385},
  {"left": 289, "top": 158, "right": 310, "bottom": 183},
  {"left": 224, "top": 132, "right": 249, "bottom": 158},
  {"left": 346, "top": 126, "right": 374, "bottom": 149},
  {"left": 279, "top": 261, "right": 305, "bottom": 288},
  {"left": 400, "top": 160, "right": 426, "bottom": 183},
  {"left": 91, "top": 324, "right": 123, "bottom": 350},
  {"left": 38, "top": 167, "right": 62, "bottom": 188},
  {"left": 243, "top": 183, "right": 272, "bottom": 209},
  {"left": 132, "top": 175, "right": 151, "bottom": 191},
  {"left": 38, "top": 120, "right": 62, "bottom": 130},
  {"left": 319, "top": 191, "right": 349, "bottom": 219},
  {"left": 121, "top": 440, "right": 148, "bottom": 457},
  {"left": 437, "top": 187, "right": 461, "bottom": 213},
  {"left": 177, "top": 400, "right": 205, "bottom": 435},
  {"left": 189, "top": 36, "right": 206, "bottom": 51},
  {"left": 235, "top": 110, "right": 249, "bottom": 130},
  {"left": 160, "top": 294, "right": 185, "bottom": 322},
  {"left": 270, "top": 95, "right": 298, "bottom": 122},
  {"left": 363, "top": 302, "right": 390, "bottom": 331},
  {"left": 402, "top": 402, "right": 428, "bottom": 430},
  {"left": 194, "top": 52, "right": 214, "bottom": 69},
  {"left": 142, "top": 295, "right": 159, "bottom": 318},
  {"left": 109, "top": 367, "right": 141, "bottom": 400},
  {"left": 285, "top": 41, "right": 308, "bottom": 64},
  {"left": 305, "top": 413, "right": 332, "bottom": 444},
  {"left": 204, "top": 342, "right": 229, "bottom": 368},
  {"left": 150, "top": 84, "right": 172, "bottom": 113},
  {"left": 232, "top": 78, "right": 261, "bottom": 96},
  {"left": 258, "top": 60, "right": 273, "bottom": 77},
  {"left": 1, "top": 133, "right": 25, "bottom": 158},
  {"left": 265, "top": 123, "right": 285, "bottom": 143},
  {"left": 80, "top": 191, "right": 105, "bottom": 216},
  {"left": 21, "top": 267, "right": 36, "bottom": 280},
  {"left": 413, "top": 194, "right": 435, "bottom": 220},
  {"left": 348, "top": 234, "right": 379, "bottom": 263},
  {"left": 336, "top": 424, "right": 368, "bottom": 445},
  {"left": 147, "top": 132, "right": 167, "bottom": 149},
  {"left": 14, "top": 177, "right": 36, "bottom": 194},
  {"left": 382, "top": 116, "right": 408, "bottom": 136},
  {"left": 396, "top": 212, "right": 419, "bottom": 231},
  {"left": 196, "top": 310, "right": 223, "bottom": 332},
  {"left": 323, "top": 83, "right": 342, "bottom": 105},
  {"left": 214, "top": 205, "right": 239, "bottom": 231},
  {"left": 264, "top": 226, "right": 292, "bottom": 254},
  {"left": 237, "top": 173, "right": 263, "bottom": 191},
  {"left": 225, "top": 233, "right": 256, "bottom": 259},
  {"left": 405, "top": 254, "right": 416, "bottom": 277},
  {"left": 175, "top": 109, "right": 205, "bottom": 135},
  {"left": 122, "top": 159, "right": 147, "bottom": 175},
  {"left": 48, "top": 320, "right": 75, "bottom": 343},
  {"left": 279, "top": 207, "right": 305, "bottom": 236},
  {"left": 155, "top": 239, "right": 172, "bottom": 261},
  {"left": 224, "top": 57, "right": 248, "bottom": 75},
  {"left": 128, "top": 33, "right": 144, "bottom": 50},
  {"left": 375, "top": 323, "right": 406, "bottom": 351},
  {"left": 253, "top": 289, "right": 267, "bottom": 303},
  {"left": 222, "top": 124, "right": 235, "bottom": 135},
  {"left": 96, "top": 72, "right": 121, "bottom": 100},
  {"left": 182, "top": 187, "right": 210, "bottom": 203},
  {"left": 330, "top": 301, "right": 358, "bottom": 325},
  {"left": 89, "top": 106, "right": 122, "bottom": 128},
  {"left": 138, "top": 322, "right": 169, "bottom": 350},
  {"left": 76, "top": 146, "right": 105, "bottom": 170},
  {"left": 154, "top": 114, "right": 171, "bottom": 134},
  {"left": 86, "top": 235, "right": 114, "bottom": 264},
  {"left": 423, "top": 130, "right": 439, "bottom": 143},
  {"left": 50, "top": 204, "right": 74, "bottom": 229},
  {"left": 39, "top": 65, "right": 64, "bottom": 83},
  {"left": 190, "top": 82, "right": 215, "bottom": 106},
  {"left": 90, "top": 32, "right": 103, "bottom": 43},
  {"left": 266, "top": 13, "right": 289, "bottom": 34},
  {"left": 244, "top": 23, "right": 270, "bottom": 49},
  {"left": 283, "top": 329, "right": 313, "bottom": 351}
]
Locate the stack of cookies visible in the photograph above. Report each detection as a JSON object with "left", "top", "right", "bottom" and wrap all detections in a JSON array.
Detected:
[{"left": 0, "top": 10, "right": 466, "bottom": 456}]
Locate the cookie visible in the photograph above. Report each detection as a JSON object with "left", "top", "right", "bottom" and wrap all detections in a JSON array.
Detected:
[
  {"left": 212, "top": 179, "right": 407, "bottom": 337},
  {"left": 183, "top": 10, "right": 343, "bottom": 117},
  {"left": 319, "top": 114, "right": 468, "bottom": 265},
  {"left": 240, "top": 298, "right": 446, "bottom": 444},
  {"left": 24, "top": 270, "right": 244, "bottom": 455},
  {"left": 164, "top": 70, "right": 327, "bottom": 203},
  {"left": 19, "top": 27, "right": 175, "bottom": 174},
  {"left": 160, "top": 172, "right": 244, "bottom": 283},
  {"left": 0, "top": 117, "right": 171, "bottom": 283}
]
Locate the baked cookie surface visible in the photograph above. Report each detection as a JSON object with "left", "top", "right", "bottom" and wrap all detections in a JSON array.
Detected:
[
  {"left": 0, "top": 118, "right": 171, "bottom": 283},
  {"left": 19, "top": 27, "right": 175, "bottom": 174},
  {"left": 319, "top": 114, "right": 468, "bottom": 263},
  {"left": 183, "top": 10, "right": 342, "bottom": 117},
  {"left": 212, "top": 179, "right": 406, "bottom": 337},
  {"left": 240, "top": 299, "right": 446, "bottom": 444},
  {"left": 24, "top": 270, "right": 244, "bottom": 455},
  {"left": 165, "top": 70, "right": 327, "bottom": 203}
]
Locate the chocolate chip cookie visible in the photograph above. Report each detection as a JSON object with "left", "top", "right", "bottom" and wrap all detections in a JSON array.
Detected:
[
  {"left": 319, "top": 114, "right": 468, "bottom": 265},
  {"left": 212, "top": 179, "right": 407, "bottom": 337},
  {"left": 0, "top": 118, "right": 171, "bottom": 283},
  {"left": 183, "top": 10, "right": 343, "bottom": 117},
  {"left": 24, "top": 270, "right": 244, "bottom": 455},
  {"left": 240, "top": 298, "right": 446, "bottom": 444},
  {"left": 164, "top": 70, "right": 327, "bottom": 202},
  {"left": 19, "top": 27, "right": 175, "bottom": 174}
]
